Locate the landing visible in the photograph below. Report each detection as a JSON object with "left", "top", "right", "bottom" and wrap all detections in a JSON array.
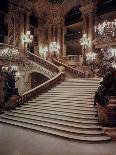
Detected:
[{"left": 0, "top": 123, "right": 116, "bottom": 155}]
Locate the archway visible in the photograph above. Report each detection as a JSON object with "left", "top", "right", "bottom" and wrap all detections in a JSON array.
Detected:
[{"left": 30, "top": 72, "right": 49, "bottom": 89}]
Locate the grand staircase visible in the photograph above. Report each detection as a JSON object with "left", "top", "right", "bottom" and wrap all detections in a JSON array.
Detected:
[{"left": 0, "top": 78, "right": 111, "bottom": 143}]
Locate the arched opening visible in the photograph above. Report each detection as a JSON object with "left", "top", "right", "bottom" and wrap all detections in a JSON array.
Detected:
[
  {"left": 30, "top": 72, "right": 49, "bottom": 89},
  {"left": 65, "top": 5, "right": 83, "bottom": 56}
]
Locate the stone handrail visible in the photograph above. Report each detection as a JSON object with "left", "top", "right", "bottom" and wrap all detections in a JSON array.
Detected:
[
  {"left": 91, "top": 68, "right": 103, "bottom": 77},
  {"left": 17, "top": 72, "right": 65, "bottom": 104},
  {"left": 28, "top": 52, "right": 59, "bottom": 73},
  {"left": 91, "top": 62, "right": 104, "bottom": 77},
  {"left": 52, "top": 59, "right": 85, "bottom": 78}
]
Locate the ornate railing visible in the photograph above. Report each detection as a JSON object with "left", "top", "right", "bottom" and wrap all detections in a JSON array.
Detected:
[
  {"left": 28, "top": 52, "right": 59, "bottom": 73},
  {"left": 17, "top": 72, "right": 65, "bottom": 104},
  {"left": 52, "top": 59, "right": 85, "bottom": 78},
  {"left": 90, "top": 62, "right": 104, "bottom": 77}
]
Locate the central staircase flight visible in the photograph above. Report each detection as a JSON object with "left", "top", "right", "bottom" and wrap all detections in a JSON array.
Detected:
[{"left": 0, "top": 77, "right": 111, "bottom": 143}]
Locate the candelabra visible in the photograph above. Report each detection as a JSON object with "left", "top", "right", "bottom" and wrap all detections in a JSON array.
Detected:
[
  {"left": 50, "top": 42, "right": 60, "bottom": 59},
  {"left": 21, "top": 31, "right": 33, "bottom": 54},
  {"left": 80, "top": 34, "right": 89, "bottom": 65},
  {"left": 86, "top": 52, "right": 96, "bottom": 64}
]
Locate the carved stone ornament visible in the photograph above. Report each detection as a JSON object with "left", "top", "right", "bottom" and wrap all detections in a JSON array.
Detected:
[
  {"left": 47, "top": 15, "right": 64, "bottom": 25},
  {"left": 81, "top": 0, "right": 93, "bottom": 6}
]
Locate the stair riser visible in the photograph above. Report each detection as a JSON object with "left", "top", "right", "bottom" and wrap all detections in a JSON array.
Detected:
[
  {"left": 22, "top": 104, "right": 96, "bottom": 112},
  {"left": 16, "top": 106, "right": 96, "bottom": 115},
  {"left": 23, "top": 102, "right": 96, "bottom": 108},
  {"left": 9, "top": 111, "right": 98, "bottom": 125},
  {"left": 0, "top": 118, "right": 110, "bottom": 143},
  {"left": 3, "top": 114, "right": 101, "bottom": 133},
  {"left": 14, "top": 108, "right": 97, "bottom": 120},
  {"left": 0, "top": 115, "right": 101, "bottom": 132},
  {"left": 23, "top": 104, "right": 96, "bottom": 111}
]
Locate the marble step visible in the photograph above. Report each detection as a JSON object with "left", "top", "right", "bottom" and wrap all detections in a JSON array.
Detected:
[
  {"left": 56, "top": 85, "right": 98, "bottom": 88},
  {"left": 37, "top": 96, "right": 94, "bottom": 100},
  {"left": 44, "top": 92, "right": 95, "bottom": 95},
  {"left": 2, "top": 113, "right": 101, "bottom": 132},
  {"left": 60, "top": 83, "right": 99, "bottom": 86},
  {"left": 14, "top": 108, "right": 98, "bottom": 120},
  {"left": 8, "top": 110, "right": 98, "bottom": 125},
  {"left": 39, "top": 95, "right": 94, "bottom": 98},
  {"left": 23, "top": 103, "right": 96, "bottom": 111},
  {"left": 21, "top": 104, "right": 96, "bottom": 114},
  {"left": 16, "top": 105, "right": 96, "bottom": 116},
  {"left": 0, "top": 117, "right": 110, "bottom": 143},
  {"left": 66, "top": 78, "right": 100, "bottom": 81},
  {"left": 32, "top": 98, "right": 94, "bottom": 104},
  {"left": 47, "top": 90, "right": 95, "bottom": 92},
  {"left": 24, "top": 100, "right": 93, "bottom": 107}
]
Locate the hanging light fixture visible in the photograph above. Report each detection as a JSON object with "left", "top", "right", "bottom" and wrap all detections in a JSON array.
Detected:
[{"left": 95, "top": 19, "right": 116, "bottom": 37}]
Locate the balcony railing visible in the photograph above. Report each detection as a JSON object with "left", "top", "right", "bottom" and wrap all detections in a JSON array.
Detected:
[
  {"left": 52, "top": 59, "right": 85, "bottom": 78},
  {"left": 28, "top": 52, "right": 59, "bottom": 73}
]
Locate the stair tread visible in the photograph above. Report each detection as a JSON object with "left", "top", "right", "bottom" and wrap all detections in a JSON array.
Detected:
[
  {"left": 7, "top": 110, "right": 98, "bottom": 124},
  {"left": 25, "top": 102, "right": 95, "bottom": 108},
  {"left": 1, "top": 113, "right": 101, "bottom": 131},
  {"left": 0, "top": 78, "right": 111, "bottom": 143},
  {"left": 0, "top": 118, "right": 110, "bottom": 143},
  {"left": 16, "top": 106, "right": 96, "bottom": 115},
  {"left": 23, "top": 103, "right": 96, "bottom": 111},
  {"left": 12, "top": 108, "right": 98, "bottom": 120}
]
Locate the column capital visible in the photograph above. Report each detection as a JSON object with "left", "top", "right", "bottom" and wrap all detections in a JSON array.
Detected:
[{"left": 80, "top": 2, "right": 96, "bottom": 15}]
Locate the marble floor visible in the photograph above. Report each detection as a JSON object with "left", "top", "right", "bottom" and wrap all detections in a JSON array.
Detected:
[{"left": 0, "top": 123, "right": 116, "bottom": 155}]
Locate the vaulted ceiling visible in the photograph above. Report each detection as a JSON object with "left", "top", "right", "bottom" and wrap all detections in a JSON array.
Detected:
[{"left": 33, "top": 0, "right": 81, "bottom": 17}]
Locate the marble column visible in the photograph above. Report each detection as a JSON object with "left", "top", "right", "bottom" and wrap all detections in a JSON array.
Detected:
[
  {"left": 19, "top": 12, "right": 25, "bottom": 54},
  {"left": 88, "top": 12, "right": 94, "bottom": 52},
  {"left": 82, "top": 14, "right": 87, "bottom": 34},
  {"left": 57, "top": 24, "right": 61, "bottom": 57},
  {"left": 62, "top": 25, "right": 66, "bottom": 57},
  {"left": 25, "top": 12, "right": 30, "bottom": 32},
  {"left": 48, "top": 25, "right": 52, "bottom": 59}
]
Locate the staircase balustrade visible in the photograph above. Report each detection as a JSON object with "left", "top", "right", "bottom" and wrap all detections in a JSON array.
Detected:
[
  {"left": 28, "top": 52, "right": 59, "bottom": 73},
  {"left": 17, "top": 72, "right": 65, "bottom": 104},
  {"left": 90, "top": 62, "right": 104, "bottom": 77},
  {"left": 52, "top": 59, "right": 85, "bottom": 78}
]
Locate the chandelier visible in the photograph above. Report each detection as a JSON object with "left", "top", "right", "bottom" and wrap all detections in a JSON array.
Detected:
[
  {"left": 95, "top": 19, "right": 116, "bottom": 38},
  {"left": 50, "top": 42, "right": 60, "bottom": 53},
  {"left": 21, "top": 31, "right": 33, "bottom": 44},
  {"left": 80, "top": 34, "right": 89, "bottom": 46},
  {"left": 0, "top": 47, "right": 19, "bottom": 59}
]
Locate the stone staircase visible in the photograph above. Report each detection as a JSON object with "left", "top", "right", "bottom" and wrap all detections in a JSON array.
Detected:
[{"left": 0, "top": 78, "right": 111, "bottom": 143}]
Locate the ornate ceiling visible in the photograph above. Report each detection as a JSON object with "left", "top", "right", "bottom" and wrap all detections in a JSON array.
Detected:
[
  {"left": 33, "top": 0, "right": 98, "bottom": 18},
  {"left": 33, "top": 0, "right": 81, "bottom": 17}
]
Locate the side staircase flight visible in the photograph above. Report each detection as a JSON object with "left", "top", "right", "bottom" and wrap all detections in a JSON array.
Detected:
[{"left": 0, "top": 78, "right": 111, "bottom": 143}]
